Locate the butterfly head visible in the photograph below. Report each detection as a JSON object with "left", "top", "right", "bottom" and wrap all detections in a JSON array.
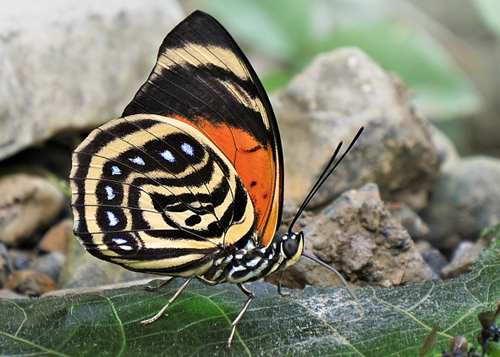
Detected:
[{"left": 278, "top": 231, "right": 304, "bottom": 269}]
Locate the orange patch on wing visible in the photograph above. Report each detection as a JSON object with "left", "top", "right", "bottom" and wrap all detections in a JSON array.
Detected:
[{"left": 170, "top": 115, "right": 278, "bottom": 246}]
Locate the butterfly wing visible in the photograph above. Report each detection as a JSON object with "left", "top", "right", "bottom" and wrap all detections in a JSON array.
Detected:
[
  {"left": 123, "top": 11, "right": 283, "bottom": 247},
  {"left": 71, "top": 114, "right": 256, "bottom": 276}
]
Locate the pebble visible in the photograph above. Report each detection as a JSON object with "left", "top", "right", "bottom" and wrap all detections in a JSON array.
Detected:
[
  {"left": 0, "top": 174, "right": 65, "bottom": 247},
  {"left": 38, "top": 218, "right": 74, "bottom": 254},
  {"left": 4, "top": 269, "right": 57, "bottom": 297},
  {"left": 421, "top": 156, "right": 500, "bottom": 251}
]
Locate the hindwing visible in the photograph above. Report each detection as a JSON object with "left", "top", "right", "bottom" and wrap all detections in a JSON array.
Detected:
[
  {"left": 123, "top": 11, "right": 283, "bottom": 247},
  {"left": 71, "top": 114, "right": 255, "bottom": 276}
]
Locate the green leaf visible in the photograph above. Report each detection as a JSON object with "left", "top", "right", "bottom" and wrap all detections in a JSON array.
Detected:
[{"left": 1, "top": 226, "right": 499, "bottom": 356}]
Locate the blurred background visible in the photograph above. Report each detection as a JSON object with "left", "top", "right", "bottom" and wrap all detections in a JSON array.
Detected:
[
  {"left": 188, "top": 0, "right": 500, "bottom": 157},
  {"left": 0, "top": 0, "right": 499, "bottom": 295}
]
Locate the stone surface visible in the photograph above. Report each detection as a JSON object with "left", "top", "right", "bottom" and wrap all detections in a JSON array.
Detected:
[
  {"left": 388, "top": 202, "right": 429, "bottom": 240},
  {"left": 0, "top": 289, "right": 26, "bottom": 299},
  {"left": 58, "top": 235, "right": 157, "bottom": 289},
  {"left": 0, "top": 174, "right": 65, "bottom": 246},
  {"left": 0, "top": 243, "right": 13, "bottom": 288},
  {"left": 415, "top": 240, "right": 447, "bottom": 277},
  {"left": 272, "top": 47, "right": 439, "bottom": 211},
  {"left": 276, "top": 183, "right": 437, "bottom": 289},
  {"left": 28, "top": 251, "right": 66, "bottom": 282},
  {"left": 4, "top": 269, "right": 57, "bottom": 296},
  {"left": 441, "top": 239, "right": 487, "bottom": 279},
  {"left": 38, "top": 218, "right": 74, "bottom": 254},
  {"left": 0, "top": 0, "right": 184, "bottom": 160},
  {"left": 421, "top": 156, "right": 500, "bottom": 250},
  {"left": 429, "top": 124, "right": 460, "bottom": 172}
]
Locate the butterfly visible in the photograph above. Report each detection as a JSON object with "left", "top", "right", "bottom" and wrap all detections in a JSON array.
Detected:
[{"left": 70, "top": 10, "right": 363, "bottom": 349}]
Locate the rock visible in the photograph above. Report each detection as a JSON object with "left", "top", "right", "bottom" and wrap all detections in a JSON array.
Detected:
[
  {"left": 429, "top": 124, "right": 460, "bottom": 172},
  {"left": 38, "top": 218, "right": 74, "bottom": 254},
  {"left": 0, "top": 174, "right": 65, "bottom": 247},
  {"left": 441, "top": 239, "right": 487, "bottom": 279},
  {"left": 421, "top": 156, "right": 500, "bottom": 250},
  {"left": 276, "top": 183, "right": 437, "bottom": 289},
  {"left": 0, "top": 243, "right": 13, "bottom": 288},
  {"left": 4, "top": 269, "right": 57, "bottom": 297},
  {"left": 415, "top": 240, "right": 447, "bottom": 277},
  {"left": 28, "top": 252, "right": 66, "bottom": 282},
  {"left": 439, "top": 223, "right": 499, "bottom": 279},
  {"left": 0, "top": 0, "right": 184, "bottom": 160},
  {"left": 0, "top": 289, "right": 27, "bottom": 299},
  {"left": 9, "top": 249, "right": 35, "bottom": 270},
  {"left": 389, "top": 202, "right": 429, "bottom": 240},
  {"left": 58, "top": 235, "right": 157, "bottom": 289},
  {"left": 272, "top": 47, "right": 439, "bottom": 211}
]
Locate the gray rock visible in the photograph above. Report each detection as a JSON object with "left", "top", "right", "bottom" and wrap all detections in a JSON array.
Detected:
[
  {"left": 429, "top": 124, "right": 460, "bottom": 172},
  {"left": 276, "top": 183, "right": 437, "bottom": 289},
  {"left": 0, "top": 174, "right": 65, "bottom": 246},
  {"left": 28, "top": 251, "right": 66, "bottom": 282},
  {"left": 58, "top": 234, "right": 157, "bottom": 289},
  {"left": 388, "top": 202, "right": 429, "bottom": 240},
  {"left": 441, "top": 240, "right": 487, "bottom": 279},
  {"left": 415, "top": 240, "right": 447, "bottom": 277},
  {"left": 421, "top": 156, "right": 500, "bottom": 250},
  {"left": 0, "top": 0, "right": 184, "bottom": 160},
  {"left": 0, "top": 243, "right": 13, "bottom": 288},
  {"left": 272, "top": 47, "right": 439, "bottom": 211}
]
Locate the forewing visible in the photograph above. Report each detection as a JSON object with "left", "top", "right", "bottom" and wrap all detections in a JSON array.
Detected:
[{"left": 123, "top": 11, "right": 283, "bottom": 247}]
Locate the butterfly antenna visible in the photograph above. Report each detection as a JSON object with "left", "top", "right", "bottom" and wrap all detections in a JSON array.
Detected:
[{"left": 288, "top": 126, "right": 364, "bottom": 235}]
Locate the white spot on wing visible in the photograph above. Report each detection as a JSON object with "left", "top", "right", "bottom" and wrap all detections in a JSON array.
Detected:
[
  {"left": 119, "top": 245, "right": 133, "bottom": 251},
  {"left": 105, "top": 185, "right": 115, "bottom": 200},
  {"left": 181, "top": 142, "right": 194, "bottom": 157},
  {"left": 129, "top": 156, "right": 145, "bottom": 165},
  {"left": 112, "top": 238, "right": 127, "bottom": 245},
  {"left": 106, "top": 211, "right": 119, "bottom": 227},
  {"left": 160, "top": 150, "right": 176, "bottom": 162},
  {"left": 111, "top": 165, "right": 121, "bottom": 175}
]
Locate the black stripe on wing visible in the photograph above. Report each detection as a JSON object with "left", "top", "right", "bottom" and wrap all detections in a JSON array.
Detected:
[{"left": 122, "top": 10, "right": 282, "bottom": 151}]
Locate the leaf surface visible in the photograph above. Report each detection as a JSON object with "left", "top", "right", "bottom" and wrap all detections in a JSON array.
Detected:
[{"left": 1, "top": 226, "right": 499, "bottom": 356}]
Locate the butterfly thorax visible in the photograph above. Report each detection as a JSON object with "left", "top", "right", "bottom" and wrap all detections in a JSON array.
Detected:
[{"left": 200, "top": 231, "right": 304, "bottom": 285}]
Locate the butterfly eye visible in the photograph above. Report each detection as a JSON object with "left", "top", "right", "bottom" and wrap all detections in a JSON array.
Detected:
[{"left": 283, "top": 236, "right": 299, "bottom": 258}]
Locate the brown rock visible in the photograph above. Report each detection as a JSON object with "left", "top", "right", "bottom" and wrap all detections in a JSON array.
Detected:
[
  {"left": 38, "top": 218, "right": 74, "bottom": 254},
  {"left": 4, "top": 269, "right": 57, "bottom": 297},
  {"left": 277, "top": 183, "right": 437, "bottom": 289},
  {"left": 272, "top": 47, "right": 439, "bottom": 211},
  {"left": 0, "top": 174, "right": 65, "bottom": 247},
  {"left": 0, "top": 243, "right": 13, "bottom": 288}
]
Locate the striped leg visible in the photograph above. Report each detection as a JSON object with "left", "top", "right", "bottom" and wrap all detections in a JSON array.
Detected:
[
  {"left": 141, "top": 276, "right": 193, "bottom": 325},
  {"left": 226, "top": 283, "right": 255, "bottom": 350}
]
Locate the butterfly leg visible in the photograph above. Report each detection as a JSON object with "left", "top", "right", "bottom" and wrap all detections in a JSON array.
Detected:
[
  {"left": 141, "top": 276, "right": 193, "bottom": 325},
  {"left": 276, "top": 271, "right": 290, "bottom": 297},
  {"left": 227, "top": 283, "right": 255, "bottom": 350},
  {"left": 143, "top": 277, "right": 176, "bottom": 292}
]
